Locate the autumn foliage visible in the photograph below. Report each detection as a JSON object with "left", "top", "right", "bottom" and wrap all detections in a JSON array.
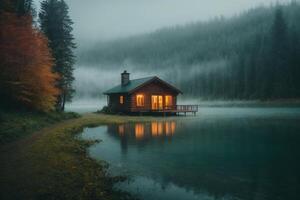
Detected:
[{"left": 0, "top": 12, "right": 60, "bottom": 111}]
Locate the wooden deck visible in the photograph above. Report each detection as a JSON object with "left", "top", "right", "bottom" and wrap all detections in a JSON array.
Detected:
[
  {"left": 174, "top": 105, "right": 198, "bottom": 115},
  {"left": 134, "top": 105, "right": 199, "bottom": 116}
]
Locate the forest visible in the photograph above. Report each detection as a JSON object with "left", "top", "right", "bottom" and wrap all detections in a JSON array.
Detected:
[
  {"left": 79, "top": 2, "right": 300, "bottom": 100},
  {"left": 1, "top": 1, "right": 300, "bottom": 200},
  {"left": 0, "top": 0, "right": 75, "bottom": 112}
]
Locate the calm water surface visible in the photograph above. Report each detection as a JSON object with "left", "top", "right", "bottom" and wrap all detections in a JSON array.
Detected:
[{"left": 80, "top": 108, "right": 300, "bottom": 200}]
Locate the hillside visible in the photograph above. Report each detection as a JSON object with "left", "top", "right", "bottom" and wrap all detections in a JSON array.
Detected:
[{"left": 78, "top": 2, "right": 300, "bottom": 99}]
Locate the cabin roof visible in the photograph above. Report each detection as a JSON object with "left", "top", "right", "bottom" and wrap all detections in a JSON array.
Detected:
[{"left": 103, "top": 76, "right": 182, "bottom": 95}]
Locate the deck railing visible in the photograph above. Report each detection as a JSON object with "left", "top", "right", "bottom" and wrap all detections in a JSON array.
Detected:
[
  {"left": 152, "top": 105, "right": 198, "bottom": 112},
  {"left": 131, "top": 105, "right": 198, "bottom": 114},
  {"left": 176, "top": 105, "right": 198, "bottom": 112}
]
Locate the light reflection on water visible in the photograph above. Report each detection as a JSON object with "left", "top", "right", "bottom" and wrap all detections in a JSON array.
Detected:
[
  {"left": 80, "top": 108, "right": 300, "bottom": 200},
  {"left": 115, "top": 121, "right": 176, "bottom": 140}
]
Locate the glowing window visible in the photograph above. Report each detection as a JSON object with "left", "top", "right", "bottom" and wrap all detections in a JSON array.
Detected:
[
  {"left": 165, "top": 95, "right": 173, "bottom": 107},
  {"left": 136, "top": 94, "right": 145, "bottom": 107},
  {"left": 120, "top": 95, "right": 124, "bottom": 104}
]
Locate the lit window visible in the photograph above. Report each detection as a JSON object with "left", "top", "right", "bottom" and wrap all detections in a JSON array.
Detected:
[
  {"left": 120, "top": 95, "right": 124, "bottom": 104},
  {"left": 165, "top": 95, "right": 173, "bottom": 107},
  {"left": 136, "top": 94, "right": 144, "bottom": 107}
]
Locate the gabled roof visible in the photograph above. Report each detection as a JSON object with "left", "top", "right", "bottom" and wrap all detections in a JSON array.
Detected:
[{"left": 103, "top": 76, "right": 182, "bottom": 95}]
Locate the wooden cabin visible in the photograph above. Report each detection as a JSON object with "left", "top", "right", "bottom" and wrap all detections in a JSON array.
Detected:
[
  {"left": 104, "top": 71, "right": 198, "bottom": 115},
  {"left": 104, "top": 71, "right": 181, "bottom": 114}
]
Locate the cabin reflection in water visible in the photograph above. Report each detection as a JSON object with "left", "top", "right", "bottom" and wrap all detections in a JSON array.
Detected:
[
  {"left": 135, "top": 123, "right": 145, "bottom": 139},
  {"left": 151, "top": 121, "right": 176, "bottom": 136},
  {"left": 107, "top": 121, "right": 177, "bottom": 140},
  {"left": 118, "top": 124, "right": 125, "bottom": 136}
]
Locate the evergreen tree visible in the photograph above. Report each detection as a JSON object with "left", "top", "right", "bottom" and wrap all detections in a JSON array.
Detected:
[
  {"left": 269, "top": 7, "right": 289, "bottom": 98},
  {"left": 39, "top": 0, "right": 76, "bottom": 111},
  {"left": 289, "top": 27, "right": 300, "bottom": 96}
]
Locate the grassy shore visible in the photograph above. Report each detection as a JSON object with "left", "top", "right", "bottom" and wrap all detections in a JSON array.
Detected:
[
  {"left": 0, "top": 113, "right": 176, "bottom": 200},
  {"left": 0, "top": 110, "right": 79, "bottom": 144}
]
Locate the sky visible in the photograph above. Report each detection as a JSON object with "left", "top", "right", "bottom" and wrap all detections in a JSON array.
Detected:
[{"left": 33, "top": 0, "right": 288, "bottom": 43}]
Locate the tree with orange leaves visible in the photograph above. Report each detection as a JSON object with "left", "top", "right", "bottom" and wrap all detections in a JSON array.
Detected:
[{"left": 0, "top": 13, "right": 60, "bottom": 111}]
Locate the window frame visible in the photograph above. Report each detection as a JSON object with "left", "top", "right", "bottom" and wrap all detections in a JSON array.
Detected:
[
  {"left": 119, "top": 95, "right": 124, "bottom": 104},
  {"left": 165, "top": 95, "right": 173, "bottom": 107},
  {"left": 136, "top": 94, "right": 145, "bottom": 107}
]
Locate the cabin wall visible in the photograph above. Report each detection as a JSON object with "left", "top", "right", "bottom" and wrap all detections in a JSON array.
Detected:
[
  {"left": 107, "top": 79, "right": 180, "bottom": 113},
  {"left": 130, "top": 81, "right": 178, "bottom": 112},
  {"left": 108, "top": 93, "right": 131, "bottom": 112}
]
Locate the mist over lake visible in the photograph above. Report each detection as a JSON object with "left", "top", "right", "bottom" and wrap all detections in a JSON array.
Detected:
[
  {"left": 70, "top": 1, "right": 300, "bottom": 102},
  {"left": 80, "top": 107, "right": 300, "bottom": 200},
  {"left": 2, "top": 0, "right": 300, "bottom": 200}
]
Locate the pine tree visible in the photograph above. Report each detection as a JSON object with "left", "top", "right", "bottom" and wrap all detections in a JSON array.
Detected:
[
  {"left": 39, "top": 0, "right": 76, "bottom": 111},
  {"left": 270, "top": 7, "right": 289, "bottom": 98},
  {"left": 289, "top": 27, "right": 300, "bottom": 97}
]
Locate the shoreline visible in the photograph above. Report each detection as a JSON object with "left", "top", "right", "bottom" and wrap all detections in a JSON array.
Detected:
[
  {"left": 0, "top": 113, "right": 176, "bottom": 200},
  {"left": 1, "top": 107, "right": 299, "bottom": 199},
  {"left": 66, "top": 99, "right": 300, "bottom": 114}
]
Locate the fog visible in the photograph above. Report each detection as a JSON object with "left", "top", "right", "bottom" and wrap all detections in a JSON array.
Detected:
[
  {"left": 71, "top": 59, "right": 228, "bottom": 110},
  {"left": 32, "top": 0, "right": 297, "bottom": 111},
  {"left": 73, "top": 66, "right": 160, "bottom": 98},
  {"left": 34, "top": 0, "right": 287, "bottom": 43},
  {"left": 70, "top": 65, "right": 165, "bottom": 112}
]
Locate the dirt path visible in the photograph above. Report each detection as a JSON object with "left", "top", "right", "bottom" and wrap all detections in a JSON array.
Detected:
[
  {"left": 0, "top": 113, "right": 168, "bottom": 199},
  {"left": 0, "top": 116, "right": 82, "bottom": 199}
]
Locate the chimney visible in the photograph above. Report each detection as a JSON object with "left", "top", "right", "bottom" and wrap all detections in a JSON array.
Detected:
[{"left": 121, "top": 70, "right": 130, "bottom": 86}]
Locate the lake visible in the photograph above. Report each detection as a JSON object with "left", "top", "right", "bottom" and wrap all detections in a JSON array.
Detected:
[{"left": 80, "top": 108, "right": 300, "bottom": 200}]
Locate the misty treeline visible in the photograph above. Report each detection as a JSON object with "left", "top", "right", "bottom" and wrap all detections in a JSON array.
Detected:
[
  {"left": 0, "top": 0, "right": 75, "bottom": 111},
  {"left": 80, "top": 2, "right": 300, "bottom": 100},
  {"left": 191, "top": 6, "right": 300, "bottom": 99}
]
